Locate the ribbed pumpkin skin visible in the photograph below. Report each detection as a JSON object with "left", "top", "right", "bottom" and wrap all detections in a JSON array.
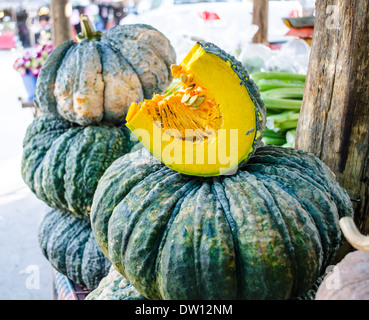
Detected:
[
  {"left": 91, "top": 146, "right": 353, "bottom": 300},
  {"left": 21, "top": 115, "right": 134, "bottom": 218},
  {"left": 39, "top": 208, "right": 111, "bottom": 291},
  {"left": 102, "top": 24, "right": 176, "bottom": 100},
  {"left": 86, "top": 266, "right": 145, "bottom": 300},
  {"left": 34, "top": 24, "right": 175, "bottom": 126}
]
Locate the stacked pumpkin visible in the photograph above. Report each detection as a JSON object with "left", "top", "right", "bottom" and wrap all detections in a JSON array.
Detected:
[
  {"left": 87, "top": 42, "right": 354, "bottom": 299},
  {"left": 21, "top": 15, "right": 176, "bottom": 291},
  {"left": 22, "top": 15, "right": 354, "bottom": 299}
]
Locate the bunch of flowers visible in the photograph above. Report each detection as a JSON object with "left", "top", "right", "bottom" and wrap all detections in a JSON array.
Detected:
[{"left": 13, "top": 38, "right": 53, "bottom": 77}]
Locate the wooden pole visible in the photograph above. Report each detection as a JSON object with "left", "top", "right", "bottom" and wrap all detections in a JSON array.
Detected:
[
  {"left": 51, "top": 0, "right": 72, "bottom": 46},
  {"left": 252, "top": 0, "right": 269, "bottom": 43},
  {"left": 295, "top": 0, "right": 369, "bottom": 259}
]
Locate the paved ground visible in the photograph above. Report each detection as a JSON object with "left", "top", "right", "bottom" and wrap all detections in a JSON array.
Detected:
[{"left": 0, "top": 50, "right": 52, "bottom": 300}]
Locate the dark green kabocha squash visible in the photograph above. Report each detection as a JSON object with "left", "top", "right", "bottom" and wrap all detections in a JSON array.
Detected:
[
  {"left": 21, "top": 114, "right": 135, "bottom": 218},
  {"left": 38, "top": 208, "right": 111, "bottom": 291},
  {"left": 85, "top": 265, "right": 324, "bottom": 301},
  {"left": 90, "top": 146, "right": 353, "bottom": 300},
  {"left": 34, "top": 15, "right": 176, "bottom": 126},
  {"left": 86, "top": 266, "right": 145, "bottom": 300}
]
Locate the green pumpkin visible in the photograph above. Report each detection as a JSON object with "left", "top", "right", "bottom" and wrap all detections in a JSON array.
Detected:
[
  {"left": 34, "top": 15, "right": 176, "bottom": 126},
  {"left": 86, "top": 265, "right": 324, "bottom": 301},
  {"left": 90, "top": 146, "right": 353, "bottom": 300},
  {"left": 21, "top": 114, "right": 135, "bottom": 218},
  {"left": 39, "top": 208, "right": 111, "bottom": 291},
  {"left": 86, "top": 266, "right": 145, "bottom": 300}
]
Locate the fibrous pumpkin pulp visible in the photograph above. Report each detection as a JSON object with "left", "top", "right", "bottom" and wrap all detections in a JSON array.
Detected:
[{"left": 126, "top": 42, "right": 266, "bottom": 176}]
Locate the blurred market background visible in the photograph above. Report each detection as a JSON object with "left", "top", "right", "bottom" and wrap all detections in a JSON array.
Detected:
[{"left": 0, "top": 0, "right": 315, "bottom": 299}]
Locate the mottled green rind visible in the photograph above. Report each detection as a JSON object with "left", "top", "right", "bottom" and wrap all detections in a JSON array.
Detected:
[
  {"left": 53, "top": 40, "right": 144, "bottom": 126},
  {"left": 86, "top": 266, "right": 146, "bottom": 300},
  {"left": 21, "top": 115, "right": 74, "bottom": 193},
  {"left": 21, "top": 115, "right": 134, "bottom": 218},
  {"left": 53, "top": 40, "right": 105, "bottom": 125},
  {"left": 91, "top": 148, "right": 163, "bottom": 258},
  {"left": 102, "top": 24, "right": 176, "bottom": 70},
  {"left": 38, "top": 208, "right": 111, "bottom": 291},
  {"left": 96, "top": 42, "right": 144, "bottom": 123},
  {"left": 35, "top": 24, "right": 175, "bottom": 125},
  {"left": 90, "top": 146, "right": 353, "bottom": 300},
  {"left": 34, "top": 40, "right": 75, "bottom": 113},
  {"left": 102, "top": 24, "right": 175, "bottom": 99}
]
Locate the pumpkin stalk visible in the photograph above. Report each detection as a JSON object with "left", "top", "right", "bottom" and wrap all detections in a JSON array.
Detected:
[
  {"left": 339, "top": 216, "right": 369, "bottom": 251},
  {"left": 76, "top": 14, "right": 103, "bottom": 42}
]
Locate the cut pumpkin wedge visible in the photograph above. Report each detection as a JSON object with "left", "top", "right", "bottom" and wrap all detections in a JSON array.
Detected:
[{"left": 126, "top": 42, "right": 266, "bottom": 176}]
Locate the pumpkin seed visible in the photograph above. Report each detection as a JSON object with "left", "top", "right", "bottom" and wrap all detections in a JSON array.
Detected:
[
  {"left": 186, "top": 95, "right": 198, "bottom": 106},
  {"left": 191, "top": 95, "right": 205, "bottom": 107},
  {"left": 171, "top": 64, "right": 181, "bottom": 73},
  {"left": 161, "top": 109, "right": 167, "bottom": 117},
  {"left": 180, "top": 74, "right": 188, "bottom": 83},
  {"left": 181, "top": 92, "right": 191, "bottom": 103},
  {"left": 185, "top": 84, "right": 195, "bottom": 91}
]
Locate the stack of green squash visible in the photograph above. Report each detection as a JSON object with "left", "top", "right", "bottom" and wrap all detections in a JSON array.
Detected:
[
  {"left": 21, "top": 16, "right": 176, "bottom": 291},
  {"left": 22, "top": 15, "right": 353, "bottom": 299},
  {"left": 86, "top": 42, "right": 354, "bottom": 300}
]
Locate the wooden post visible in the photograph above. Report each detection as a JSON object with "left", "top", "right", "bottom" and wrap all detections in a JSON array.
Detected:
[
  {"left": 252, "top": 0, "right": 269, "bottom": 43},
  {"left": 295, "top": 0, "right": 369, "bottom": 257},
  {"left": 51, "top": 0, "right": 72, "bottom": 46}
]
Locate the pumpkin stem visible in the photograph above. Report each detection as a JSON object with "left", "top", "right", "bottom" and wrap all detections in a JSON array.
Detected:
[
  {"left": 76, "top": 14, "right": 102, "bottom": 42},
  {"left": 339, "top": 217, "right": 369, "bottom": 251}
]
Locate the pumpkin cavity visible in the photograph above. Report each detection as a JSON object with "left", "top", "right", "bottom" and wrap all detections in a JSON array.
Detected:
[{"left": 129, "top": 65, "right": 223, "bottom": 143}]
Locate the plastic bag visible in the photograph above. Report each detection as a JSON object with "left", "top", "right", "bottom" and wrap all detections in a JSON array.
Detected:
[{"left": 238, "top": 39, "right": 311, "bottom": 74}]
